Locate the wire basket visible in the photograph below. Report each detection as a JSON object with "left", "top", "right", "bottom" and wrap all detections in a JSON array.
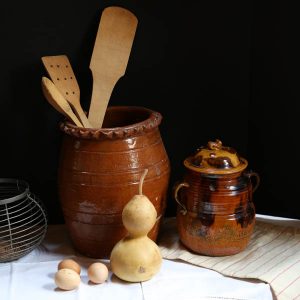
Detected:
[{"left": 0, "top": 179, "right": 48, "bottom": 262}]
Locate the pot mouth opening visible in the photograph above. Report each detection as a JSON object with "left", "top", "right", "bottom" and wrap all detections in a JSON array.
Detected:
[
  {"left": 101, "top": 106, "right": 151, "bottom": 128},
  {"left": 60, "top": 106, "right": 162, "bottom": 140}
]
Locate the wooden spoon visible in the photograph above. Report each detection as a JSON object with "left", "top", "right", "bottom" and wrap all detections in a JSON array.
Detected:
[
  {"left": 41, "top": 55, "right": 92, "bottom": 128},
  {"left": 41, "top": 76, "right": 83, "bottom": 127},
  {"left": 88, "top": 6, "right": 138, "bottom": 128}
]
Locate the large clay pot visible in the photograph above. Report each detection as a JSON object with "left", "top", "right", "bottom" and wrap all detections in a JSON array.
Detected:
[
  {"left": 58, "top": 106, "right": 170, "bottom": 258},
  {"left": 174, "top": 139, "right": 259, "bottom": 256}
]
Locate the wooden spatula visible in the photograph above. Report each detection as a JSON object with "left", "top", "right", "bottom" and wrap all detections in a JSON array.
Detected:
[
  {"left": 88, "top": 6, "right": 138, "bottom": 128},
  {"left": 41, "top": 55, "right": 92, "bottom": 128},
  {"left": 41, "top": 76, "right": 83, "bottom": 127}
]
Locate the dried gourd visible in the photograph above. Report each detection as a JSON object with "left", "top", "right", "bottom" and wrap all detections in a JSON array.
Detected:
[{"left": 110, "top": 169, "right": 162, "bottom": 282}]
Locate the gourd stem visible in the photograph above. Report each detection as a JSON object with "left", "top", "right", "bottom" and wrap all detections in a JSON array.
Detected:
[{"left": 139, "top": 169, "right": 148, "bottom": 195}]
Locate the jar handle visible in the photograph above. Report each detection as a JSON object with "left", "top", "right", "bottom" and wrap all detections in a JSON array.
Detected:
[
  {"left": 173, "top": 182, "right": 190, "bottom": 215},
  {"left": 245, "top": 171, "right": 260, "bottom": 193}
]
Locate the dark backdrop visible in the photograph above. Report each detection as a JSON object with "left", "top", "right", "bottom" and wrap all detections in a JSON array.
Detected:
[{"left": 1, "top": 0, "right": 299, "bottom": 223}]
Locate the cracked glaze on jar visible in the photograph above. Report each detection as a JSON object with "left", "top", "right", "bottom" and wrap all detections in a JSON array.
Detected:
[
  {"left": 174, "top": 140, "right": 259, "bottom": 256},
  {"left": 58, "top": 106, "right": 170, "bottom": 258}
]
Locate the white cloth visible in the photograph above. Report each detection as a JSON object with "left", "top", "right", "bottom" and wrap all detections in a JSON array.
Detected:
[
  {"left": 0, "top": 217, "right": 274, "bottom": 300},
  {"left": 159, "top": 215, "right": 300, "bottom": 300}
]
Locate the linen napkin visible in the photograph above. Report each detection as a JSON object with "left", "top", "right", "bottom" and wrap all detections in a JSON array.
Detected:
[
  {"left": 0, "top": 224, "right": 274, "bottom": 300},
  {"left": 158, "top": 216, "right": 300, "bottom": 300},
  {"left": 0, "top": 258, "right": 143, "bottom": 300}
]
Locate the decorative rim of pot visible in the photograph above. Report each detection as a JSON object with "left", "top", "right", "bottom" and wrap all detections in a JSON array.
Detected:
[
  {"left": 184, "top": 139, "right": 248, "bottom": 175},
  {"left": 59, "top": 106, "right": 162, "bottom": 140}
]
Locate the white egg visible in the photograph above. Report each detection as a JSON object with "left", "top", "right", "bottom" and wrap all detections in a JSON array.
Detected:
[{"left": 54, "top": 268, "right": 80, "bottom": 290}]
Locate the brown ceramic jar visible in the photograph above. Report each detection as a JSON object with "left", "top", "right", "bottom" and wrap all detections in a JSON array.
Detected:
[
  {"left": 58, "top": 106, "right": 170, "bottom": 258},
  {"left": 174, "top": 139, "right": 259, "bottom": 256}
]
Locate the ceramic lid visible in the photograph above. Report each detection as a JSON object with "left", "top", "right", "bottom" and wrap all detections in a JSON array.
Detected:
[{"left": 184, "top": 139, "right": 248, "bottom": 175}]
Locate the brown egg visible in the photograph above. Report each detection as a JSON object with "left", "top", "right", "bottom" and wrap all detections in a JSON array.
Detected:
[
  {"left": 58, "top": 259, "right": 81, "bottom": 275},
  {"left": 54, "top": 268, "right": 80, "bottom": 290},
  {"left": 88, "top": 262, "right": 109, "bottom": 284}
]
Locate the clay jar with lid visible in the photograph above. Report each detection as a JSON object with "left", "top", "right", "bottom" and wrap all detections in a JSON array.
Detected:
[
  {"left": 174, "top": 139, "right": 260, "bottom": 256},
  {"left": 58, "top": 106, "right": 170, "bottom": 258}
]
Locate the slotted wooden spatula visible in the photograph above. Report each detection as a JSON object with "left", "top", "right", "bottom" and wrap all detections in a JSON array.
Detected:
[
  {"left": 41, "top": 77, "right": 83, "bottom": 127},
  {"left": 88, "top": 6, "right": 138, "bottom": 128},
  {"left": 41, "top": 55, "right": 91, "bottom": 128}
]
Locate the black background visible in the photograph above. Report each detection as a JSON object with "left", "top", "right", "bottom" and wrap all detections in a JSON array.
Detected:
[{"left": 1, "top": 0, "right": 299, "bottom": 223}]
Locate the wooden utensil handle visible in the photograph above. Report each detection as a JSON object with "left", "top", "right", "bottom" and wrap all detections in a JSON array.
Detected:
[
  {"left": 67, "top": 110, "right": 84, "bottom": 127},
  {"left": 88, "top": 77, "right": 117, "bottom": 128},
  {"left": 72, "top": 103, "right": 91, "bottom": 128}
]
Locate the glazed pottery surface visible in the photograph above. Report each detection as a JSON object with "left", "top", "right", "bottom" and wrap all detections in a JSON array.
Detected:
[
  {"left": 58, "top": 106, "right": 170, "bottom": 258},
  {"left": 174, "top": 140, "right": 259, "bottom": 256}
]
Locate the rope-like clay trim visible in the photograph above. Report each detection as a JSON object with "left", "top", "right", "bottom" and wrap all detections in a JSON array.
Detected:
[{"left": 59, "top": 107, "right": 162, "bottom": 140}]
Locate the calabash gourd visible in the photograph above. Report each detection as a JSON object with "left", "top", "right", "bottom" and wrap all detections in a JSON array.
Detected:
[{"left": 110, "top": 169, "right": 162, "bottom": 282}]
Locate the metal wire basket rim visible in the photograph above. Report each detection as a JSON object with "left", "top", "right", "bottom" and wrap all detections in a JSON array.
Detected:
[{"left": 0, "top": 179, "right": 29, "bottom": 205}]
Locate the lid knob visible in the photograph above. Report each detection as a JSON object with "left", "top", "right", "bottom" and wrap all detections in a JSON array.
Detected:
[
  {"left": 184, "top": 139, "right": 248, "bottom": 175},
  {"left": 207, "top": 139, "right": 222, "bottom": 150}
]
